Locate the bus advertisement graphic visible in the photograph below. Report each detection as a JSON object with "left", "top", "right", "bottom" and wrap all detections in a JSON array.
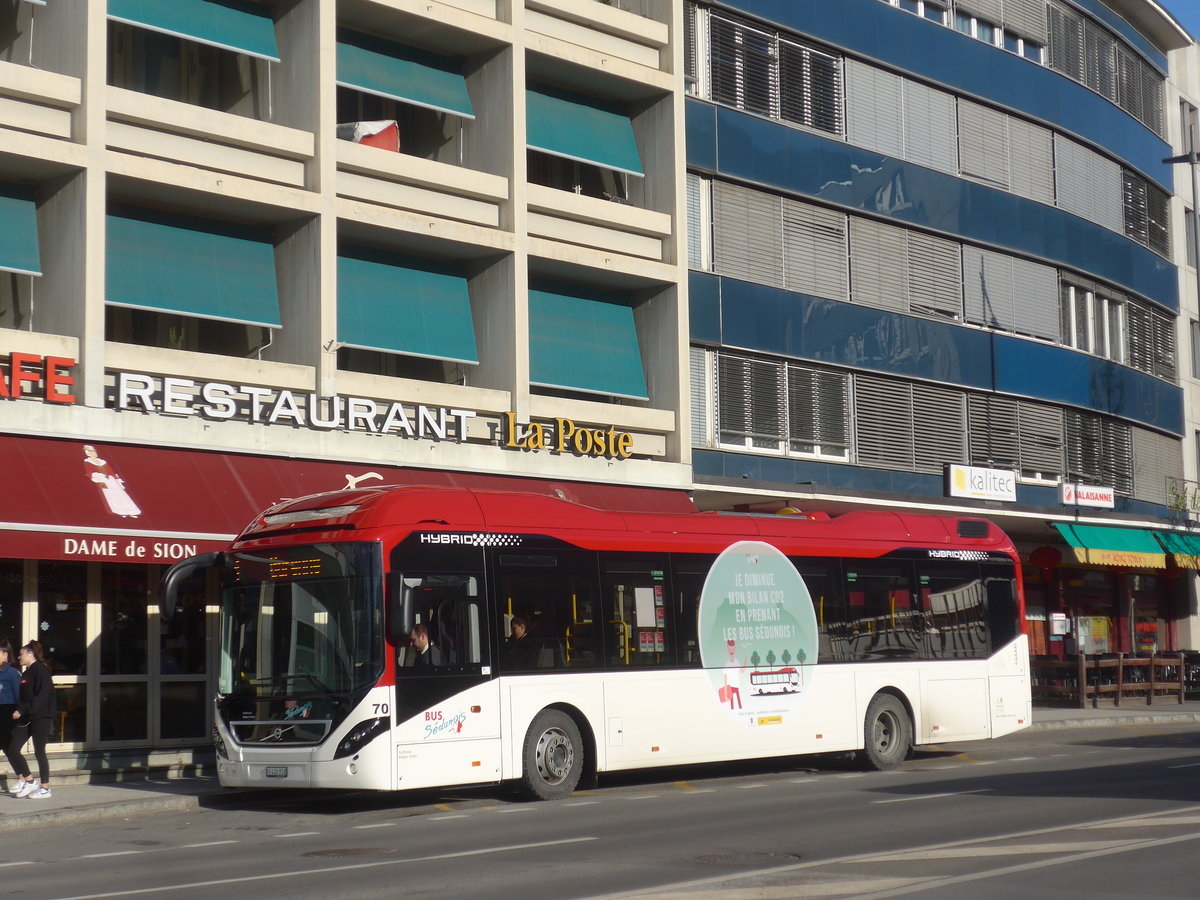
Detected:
[{"left": 699, "top": 541, "right": 818, "bottom": 726}]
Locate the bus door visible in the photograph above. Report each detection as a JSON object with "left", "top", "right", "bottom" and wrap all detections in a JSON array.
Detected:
[{"left": 390, "top": 539, "right": 501, "bottom": 790}]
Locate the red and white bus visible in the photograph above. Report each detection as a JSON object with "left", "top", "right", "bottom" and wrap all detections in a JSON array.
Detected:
[{"left": 162, "top": 484, "right": 1030, "bottom": 800}]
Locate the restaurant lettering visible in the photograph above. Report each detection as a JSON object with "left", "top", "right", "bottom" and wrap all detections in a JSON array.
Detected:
[
  {"left": 501, "top": 412, "right": 633, "bottom": 459},
  {"left": 0, "top": 352, "right": 75, "bottom": 403},
  {"left": 62, "top": 537, "right": 198, "bottom": 560}
]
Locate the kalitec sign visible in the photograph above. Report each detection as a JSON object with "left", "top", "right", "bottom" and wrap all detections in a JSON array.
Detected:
[
  {"left": 1059, "top": 482, "right": 1116, "bottom": 509},
  {"left": 945, "top": 464, "right": 1017, "bottom": 503},
  {"left": 107, "top": 371, "right": 635, "bottom": 460}
]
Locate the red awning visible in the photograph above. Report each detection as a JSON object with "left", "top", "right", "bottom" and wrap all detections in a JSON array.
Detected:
[{"left": 0, "top": 435, "right": 693, "bottom": 562}]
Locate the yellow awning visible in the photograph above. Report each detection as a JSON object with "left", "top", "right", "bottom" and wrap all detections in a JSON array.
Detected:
[{"left": 1053, "top": 523, "right": 1166, "bottom": 569}]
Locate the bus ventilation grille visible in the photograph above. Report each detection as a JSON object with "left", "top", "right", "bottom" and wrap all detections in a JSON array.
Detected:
[{"left": 957, "top": 520, "right": 989, "bottom": 538}]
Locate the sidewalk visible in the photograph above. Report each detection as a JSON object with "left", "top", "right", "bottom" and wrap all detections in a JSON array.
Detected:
[{"left": 3, "top": 703, "right": 1199, "bottom": 831}]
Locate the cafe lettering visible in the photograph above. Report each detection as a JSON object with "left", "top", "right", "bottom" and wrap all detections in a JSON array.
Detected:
[{"left": 0, "top": 352, "right": 76, "bottom": 402}]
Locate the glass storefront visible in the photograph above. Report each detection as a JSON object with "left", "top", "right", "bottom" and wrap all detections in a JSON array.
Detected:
[{"left": 0, "top": 559, "right": 214, "bottom": 749}]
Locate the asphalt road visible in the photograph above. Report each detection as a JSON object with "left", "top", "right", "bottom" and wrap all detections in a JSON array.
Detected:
[{"left": 6, "top": 724, "right": 1200, "bottom": 900}]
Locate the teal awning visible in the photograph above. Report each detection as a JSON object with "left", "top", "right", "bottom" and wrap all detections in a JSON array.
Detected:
[
  {"left": 108, "top": 0, "right": 280, "bottom": 62},
  {"left": 0, "top": 187, "right": 41, "bottom": 276},
  {"left": 1053, "top": 523, "right": 1166, "bottom": 569},
  {"left": 338, "top": 252, "right": 478, "bottom": 364},
  {"left": 529, "top": 289, "right": 647, "bottom": 399},
  {"left": 337, "top": 31, "right": 473, "bottom": 119},
  {"left": 526, "top": 87, "right": 644, "bottom": 177},
  {"left": 106, "top": 214, "right": 281, "bottom": 328}
]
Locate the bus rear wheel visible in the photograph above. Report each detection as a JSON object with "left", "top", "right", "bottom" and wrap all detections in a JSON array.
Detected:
[
  {"left": 520, "top": 709, "right": 583, "bottom": 801},
  {"left": 860, "top": 694, "right": 911, "bottom": 771}
]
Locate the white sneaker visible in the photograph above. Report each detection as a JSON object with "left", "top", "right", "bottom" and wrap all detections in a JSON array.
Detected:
[
  {"left": 15, "top": 781, "right": 38, "bottom": 798},
  {"left": 8, "top": 782, "right": 24, "bottom": 795},
  {"left": 27, "top": 787, "right": 50, "bottom": 799}
]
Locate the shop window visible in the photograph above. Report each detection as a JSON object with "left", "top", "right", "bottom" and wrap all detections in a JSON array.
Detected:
[
  {"left": 55, "top": 684, "right": 86, "bottom": 743},
  {"left": 844, "top": 561, "right": 923, "bottom": 660},
  {"left": 100, "top": 564, "right": 148, "bottom": 675},
  {"left": 99, "top": 682, "right": 148, "bottom": 742},
  {"left": 37, "top": 561, "right": 86, "bottom": 676},
  {"left": 0, "top": 559, "right": 21, "bottom": 652},
  {"left": 106, "top": 307, "right": 271, "bottom": 359},
  {"left": 600, "top": 553, "right": 671, "bottom": 668},
  {"left": 161, "top": 574, "right": 208, "bottom": 676},
  {"left": 160, "top": 681, "right": 207, "bottom": 739},
  {"left": 492, "top": 549, "right": 598, "bottom": 672},
  {"left": 107, "top": 21, "right": 270, "bottom": 119}
]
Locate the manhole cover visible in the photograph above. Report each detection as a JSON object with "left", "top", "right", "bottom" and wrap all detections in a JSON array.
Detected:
[
  {"left": 302, "top": 847, "right": 391, "bottom": 859},
  {"left": 691, "top": 852, "right": 801, "bottom": 867}
]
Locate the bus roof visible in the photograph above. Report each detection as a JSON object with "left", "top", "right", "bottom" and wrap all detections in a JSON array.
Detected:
[{"left": 236, "top": 483, "right": 1016, "bottom": 557}]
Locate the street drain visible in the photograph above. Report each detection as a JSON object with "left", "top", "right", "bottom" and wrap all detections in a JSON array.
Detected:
[
  {"left": 691, "top": 852, "right": 801, "bottom": 867},
  {"left": 302, "top": 847, "right": 391, "bottom": 858}
]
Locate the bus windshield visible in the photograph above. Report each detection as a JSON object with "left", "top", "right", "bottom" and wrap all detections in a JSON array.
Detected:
[{"left": 218, "top": 542, "right": 384, "bottom": 699}]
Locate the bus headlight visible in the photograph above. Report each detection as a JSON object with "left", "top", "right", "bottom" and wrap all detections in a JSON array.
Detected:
[{"left": 334, "top": 717, "right": 389, "bottom": 759}]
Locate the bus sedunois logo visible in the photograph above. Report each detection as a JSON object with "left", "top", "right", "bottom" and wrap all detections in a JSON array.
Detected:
[{"left": 419, "top": 533, "right": 523, "bottom": 548}]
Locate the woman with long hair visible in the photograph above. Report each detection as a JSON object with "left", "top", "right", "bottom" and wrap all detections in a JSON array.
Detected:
[
  {"left": 10, "top": 640, "right": 56, "bottom": 799},
  {"left": 0, "top": 640, "right": 20, "bottom": 790}
]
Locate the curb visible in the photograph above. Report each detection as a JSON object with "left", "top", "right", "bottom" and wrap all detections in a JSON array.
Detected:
[
  {"left": 1028, "top": 713, "right": 1200, "bottom": 731},
  {"left": 0, "top": 794, "right": 202, "bottom": 832}
]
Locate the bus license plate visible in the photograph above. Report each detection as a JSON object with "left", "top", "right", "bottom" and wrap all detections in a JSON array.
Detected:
[{"left": 265, "top": 767, "right": 288, "bottom": 778}]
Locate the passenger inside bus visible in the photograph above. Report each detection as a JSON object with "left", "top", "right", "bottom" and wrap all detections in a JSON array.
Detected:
[{"left": 503, "top": 616, "right": 538, "bottom": 669}]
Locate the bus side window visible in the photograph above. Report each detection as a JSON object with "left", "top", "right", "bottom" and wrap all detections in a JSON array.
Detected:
[
  {"left": 670, "top": 554, "right": 714, "bottom": 667},
  {"left": 599, "top": 553, "right": 672, "bottom": 668},
  {"left": 494, "top": 549, "right": 598, "bottom": 671},
  {"left": 982, "top": 562, "right": 1020, "bottom": 651},
  {"left": 396, "top": 573, "right": 486, "bottom": 673},
  {"left": 844, "top": 562, "right": 923, "bottom": 661},
  {"left": 916, "top": 562, "right": 987, "bottom": 659},
  {"left": 789, "top": 560, "right": 845, "bottom": 663}
]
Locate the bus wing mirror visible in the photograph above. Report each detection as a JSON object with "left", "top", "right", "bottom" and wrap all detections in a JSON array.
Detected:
[
  {"left": 159, "top": 552, "right": 223, "bottom": 624},
  {"left": 388, "top": 579, "right": 415, "bottom": 643}
]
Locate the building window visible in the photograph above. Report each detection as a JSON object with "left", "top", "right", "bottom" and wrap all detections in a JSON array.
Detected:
[
  {"left": 1122, "top": 170, "right": 1171, "bottom": 257},
  {"left": 1192, "top": 320, "right": 1200, "bottom": 380},
  {"left": 686, "top": 172, "right": 711, "bottom": 270},
  {"left": 1186, "top": 208, "right": 1198, "bottom": 269},
  {"left": 1065, "top": 410, "right": 1133, "bottom": 494},
  {"left": 1181, "top": 100, "right": 1199, "bottom": 154},
  {"left": 1059, "top": 281, "right": 1125, "bottom": 364}
]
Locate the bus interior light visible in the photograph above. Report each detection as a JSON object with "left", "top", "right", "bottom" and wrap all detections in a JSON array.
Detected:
[{"left": 263, "top": 505, "right": 360, "bottom": 526}]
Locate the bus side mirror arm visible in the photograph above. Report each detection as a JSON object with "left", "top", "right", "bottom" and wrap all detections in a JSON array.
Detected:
[
  {"left": 388, "top": 578, "right": 414, "bottom": 643},
  {"left": 159, "top": 552, "right": 223, "bottom": 624}
]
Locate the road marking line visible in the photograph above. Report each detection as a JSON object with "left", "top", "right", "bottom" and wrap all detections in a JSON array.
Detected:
[
  {"left": 737, "top": 783, "right": 767, "bottom": 789},
  {"left": 275, "top": 833, "right": 320, "bottom": 838},
  {"left": 674, "top": 780, "right": 696, "bottom": 792},
  {"left": 872, "top": 789, "right": 990, "bottom": 805},
  {"left": 181, "top": 841, "right": 237, "bottom": 849},
  {"left": 80, "top": 851, "right": 142, "bottom": 859},
  {"left": 624, "top": 794, "right": 660, "bottom": 800},
  {"left": 683, "top": 788, "right": 716, "bottom": 794},
  {"left": 1168, "top": 762, "right": 1200, "bottom": 769},
  {"left": 495, "top": 808, "right": 534, "bottom": 814},
  {"left": 789, "top": 777, "right": 817, "bottom": 784},
  {"left": 430, "top": 814, "right": 468, "bottom": 821},
  {"left": 865, "top": 840, "right": 1135, "bottom": 861},
  {"left": 47, "top": 836, "right": 599, "bottom": 900},
  {"left": 1087, "top": 815, "right": 1200, "bottom": 828},
  {"left": 353, "top": 823, "right": 396, "bottom": 829},
  {"left": 0, "top": 862, "right": 32, "bottom": 869},
  {"left": 563, "top": 800, "right": 599, "bottom": 807},
  {"left": 434, "top": 803, "right": 455, "bottom": 812}
]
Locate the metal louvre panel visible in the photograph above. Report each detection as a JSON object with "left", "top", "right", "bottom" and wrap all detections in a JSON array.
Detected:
[
  {"left": 1054, "top": 136, "right": 1121, "bottom": 231},
  {"left": 912, "top": 383, "right": 965, "bottom": 475},
  {"left": 1010, "top": 255, "right": 1059, "bottom": 341},
  {"left": 1003, "top": 0, "right": 1048, "bottom": 44},
  {"left": 787, "top": 364, "right": 849, "bottom": 453},
  {"left": 1102, "top": 419, "right": 1134, "bottom": 495},
  {"left": 1126, "top": 302, "right": 1153, "bottom": 373},
  {"left": 1146, "top": 182, "right": 1170, "bottom": 257},
  {"left": 957, "top": 99, "right": 1009, "bottom": 189},
  {"left": 779, "top": 39, "right": 843, "bottom": 136},
  {"left": 1140, "top": 57, "right": 1165, "bottom": 138},
  {"left": 707, "top": 14, "right": 740, "bottom": 108},
  {"left": 1133, "top": 427, "right": 1182, "bottom": 506},
  {"left": 1007, "top": 116, "right": 1055, "bottom": 205},
  {"left": 1089, "top": 150, "right": 1124, "bottom": 234},
  {"left": 690, "top": 345, "right": 710, "bottom": 447},
  {"left": 716, "top": 353, "right": 786, "bottom": 444},
  {"left": 962, "top": 246, "right": 1017, "bottom": 331},
  {"left": 957, "top": 0, "right": 1003, "bottom": 20},
  {"left": 850, "top": 217, "right": 908, "bottom": 312},
  {"left": 903, "top": 79, "right": 958, "bottom": 174},
  {"left": 782, "top": 197, "right": 848, "bottom": 301},
  {"left": 1017, "top": 400, "right": 1064, "bottom": 477},
  {"left": 845, "top": 59, "right": 904, "bottom": 160},
  {"left": 1082, "top": 19, "right": 1117, "bottom": 100},
  {"left": 686, "top": 172, "right": 703, "bottom": 269},
  {"left": 854, "top": 375, "right": 914, "bottom": 470},
  {"left": 712, "top": 180, "right": 783, "bottom": 287},
  {"left": 968, "top": 394, "right": 1020, "bottom": 468},
  {"left": 1151, "top": 309, "right": 1177, "bottom": 382},
  {"left": 1114, "top": 43, "right": 1144, "bottom": 125},
  {"left": 908, "top": 230, "right": 962, "bottom": 320},
  {"left": 708, "top": 14, "right": 776, "bottom": 117},
  {"left": 1047, "top": 2, "right": 1084, "bottom": 83},
  {"left": 684, "top": 2, "right": 698, "bottom": 89},
  {"left": 1064, "top": 409, "right": 1103, "bottom": 484},
  {"left": 1122, "top": 170, "right": 1149, "bottom": 247}
]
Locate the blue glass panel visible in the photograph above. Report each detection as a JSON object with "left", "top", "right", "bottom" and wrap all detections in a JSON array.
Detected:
[
  {"left": 720, "top": 0, "right": 1171, "bottom": 189},
  {"left": 993, "top": 335, "right": 1183, "bottom": 435},
  {"left": 700, "top": 105, "right": 1177, "bottom": 311},
  {"left": 526, "top": 87, "right": 643, "bottom": 177},
  {"left": 712, "top": 274, "right": 994, "bottom": 389},
  {"left": 0, "top": 185, "right": 40, "bottom": 276},
  {"left": 336, "top": 31, "right": 473, "bottom": 119},
  {"left": 108, "top": 0, "right": 279, "bottom": 62},
  {"left": 688, "top": 270, "right": 721, "bottom": 343},
  {"left": 337, "top": 251, "right": 478, "bottom": 364},
  {"left": 686, "top": 101, "right": 717, "bottom": 173}
]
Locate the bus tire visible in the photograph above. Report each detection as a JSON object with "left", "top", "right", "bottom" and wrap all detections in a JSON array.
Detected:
[
  {"left": 520, "top": 709, "right": 583, "bottom": 801},
  {"left": 860, "top": 693, "right": 911, "bottom": 771}
]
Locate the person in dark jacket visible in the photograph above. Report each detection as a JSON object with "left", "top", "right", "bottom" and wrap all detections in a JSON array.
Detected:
[
  {"left": 11, "top": 641, "right": 56, "bottom": 799},
  {"left": 0, "top": 640, "right": 20, "bottom": 792}
]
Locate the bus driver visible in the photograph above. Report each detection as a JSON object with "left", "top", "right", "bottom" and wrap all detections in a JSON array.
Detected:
[{"left": 409, "top": 624, "right": 446, "bottom": 668}]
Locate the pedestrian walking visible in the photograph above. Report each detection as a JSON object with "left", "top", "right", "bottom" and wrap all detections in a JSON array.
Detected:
[
  {"left": 0, "top": 641, "right": 21, "bottom": 793},
  {"left": 10, "top": 641, "right": 56, "bottom": 799}
]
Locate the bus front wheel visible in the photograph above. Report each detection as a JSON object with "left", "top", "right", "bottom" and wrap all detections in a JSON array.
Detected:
[
  {"left": 860, "top": 694, "right": 911, "bottom": 771},
  {"left": 520, "top": 709, "right": 583, "bottom": 801}
]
